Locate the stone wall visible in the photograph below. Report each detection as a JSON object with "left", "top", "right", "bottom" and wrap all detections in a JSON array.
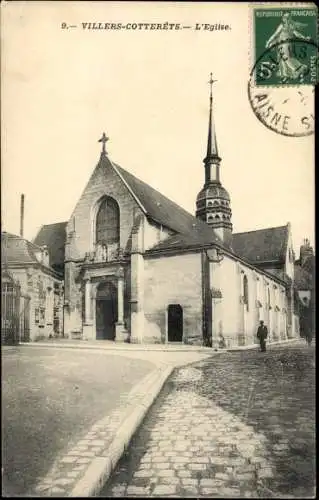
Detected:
[
  {"left": 66, "top": 157, "right": 143, "bottom": 259},
  {"left": 143, "top": 252, "right": 203, "bottom": 344},
  {"left": 210, "top": 255, "right": 288, "bottom": 348}
]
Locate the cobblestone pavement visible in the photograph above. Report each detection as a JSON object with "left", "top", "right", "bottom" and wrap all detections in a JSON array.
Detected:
[{"left": 101, "top": 342, "right": 315, "bottom": 498}]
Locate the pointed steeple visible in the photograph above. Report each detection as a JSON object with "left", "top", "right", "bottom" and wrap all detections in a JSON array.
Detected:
[
  {"left": 196, "top": 74, "right": 233, "bottom": 244},
  {"left": 204, "top": 74, "right": 221, "bottom": 186}
]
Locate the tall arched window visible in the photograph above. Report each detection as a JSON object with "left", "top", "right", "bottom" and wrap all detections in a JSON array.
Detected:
[
  {"left": 96, "top": 197, "right": 120, "bottom": 245},
  {"left": 243, "top": 275, "right": 249, "bottom": 311}
]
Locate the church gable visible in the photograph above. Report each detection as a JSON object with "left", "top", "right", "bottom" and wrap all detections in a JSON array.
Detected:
[{"left": 66, "top": 155, "right": 143, "bottom": 260}]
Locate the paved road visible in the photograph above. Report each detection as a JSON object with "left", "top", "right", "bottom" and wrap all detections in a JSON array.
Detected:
[
  {"left": 2, "top": 347, "right": 154, "bottom": 497},
  {"left": 102, "top": 342, "right": 315, "bottom": 498}
]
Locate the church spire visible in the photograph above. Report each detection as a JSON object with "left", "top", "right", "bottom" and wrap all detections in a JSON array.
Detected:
[
  {"left": 204, "top": 73, "right": 220, "bottom": 185},
  {"left": 196, "top": 74, "right": 232, "bottom": 244}
]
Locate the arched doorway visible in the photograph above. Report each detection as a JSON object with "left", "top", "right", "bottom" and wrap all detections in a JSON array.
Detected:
[
  {"left": 167, "top": 304, "right": 183, "bottom": 342},
  {"left": 96, "top": 282, "right": 117, "bottom": 340}
]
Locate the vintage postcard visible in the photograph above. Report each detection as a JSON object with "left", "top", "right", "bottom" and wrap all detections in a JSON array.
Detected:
[{"left": 1, "top": 1, "right": 316, "bottom": 498}]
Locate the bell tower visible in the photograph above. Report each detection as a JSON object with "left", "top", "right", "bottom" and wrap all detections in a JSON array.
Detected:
[{"left": 195, "top": 74, "right": 232, "bottom": 244}]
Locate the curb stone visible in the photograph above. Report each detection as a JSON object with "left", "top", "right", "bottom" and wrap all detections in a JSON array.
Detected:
[
  {"left": 32, "top": 364, "right": 173, "bottom": 497},
  {"left": 69, "top": 364, "right": 173, "bottom": 497}
]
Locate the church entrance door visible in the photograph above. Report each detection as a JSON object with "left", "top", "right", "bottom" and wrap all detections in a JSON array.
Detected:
[
  {"left": 96, "top": 282, "right": 117, "bottom": 340},
  {"left": 167, "top": 304, "right": 183, "bottom": 342}
]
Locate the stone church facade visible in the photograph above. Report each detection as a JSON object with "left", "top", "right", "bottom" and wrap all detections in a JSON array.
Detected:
[{"left": 31, "top": 83, "right": 300, "bottom": 347}]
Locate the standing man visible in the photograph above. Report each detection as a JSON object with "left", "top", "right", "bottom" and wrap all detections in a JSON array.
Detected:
[{"left": 257, "top": 320, "right": 268, "bottom": 352}]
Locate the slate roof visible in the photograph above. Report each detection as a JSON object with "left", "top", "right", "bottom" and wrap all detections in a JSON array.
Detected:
[
  {"left": 33, "top": 222, "right": 67, "bottom": 271},
  {"left": 232, "top": 225, "right": 289, "bottom": 264},
  {"left": 113, "top": 162, "right": 224, "bottom": 248},
  {"left": 2, "top": 231, "right": 42, "bottom": 265}
]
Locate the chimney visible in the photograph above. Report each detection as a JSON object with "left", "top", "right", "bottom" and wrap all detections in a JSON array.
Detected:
[{"left": 20, "top": 194, "right": 25, "bottom": 237}]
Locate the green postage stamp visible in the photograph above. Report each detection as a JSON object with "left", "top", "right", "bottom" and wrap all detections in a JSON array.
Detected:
[{"left": 252, "top": 5, "right": 318, "bottom": 86}]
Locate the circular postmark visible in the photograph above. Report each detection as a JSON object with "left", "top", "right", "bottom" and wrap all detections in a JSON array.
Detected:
[{"left": 248, "top": 39, "right": 318, "bottom": 137}]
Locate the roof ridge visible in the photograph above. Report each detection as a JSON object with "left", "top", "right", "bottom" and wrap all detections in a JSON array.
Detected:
[
  {"left": 2, "top": 231, "right": 42, "bottom": 250},
  {"left": 41, "top": 221, "right": 68, "bottom": 228},
  {"left": 113, "top": 162, "right": 204, "bottom": 225},
  {"left": 233, "top": 224, "right": 288, "bottom": 236},
  {"left": 108, "top": 159, "right": 148, "bottom": 215}
]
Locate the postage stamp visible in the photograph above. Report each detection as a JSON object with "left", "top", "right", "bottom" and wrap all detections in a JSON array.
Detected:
[
  {"left": 253, "top": 5, "right": 318, "bottom": 86},
  {"left": 248, "top": 4, "right": 317, "bottom": 137}
]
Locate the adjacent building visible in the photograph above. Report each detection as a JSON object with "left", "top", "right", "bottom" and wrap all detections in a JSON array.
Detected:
[{"left": 1, "top": 231, "right": 64, "bottom": 342}]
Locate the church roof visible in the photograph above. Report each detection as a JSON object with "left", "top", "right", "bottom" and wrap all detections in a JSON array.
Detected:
[
  {"left": 232, "top": 225, "right": 289, "bottom": 264},
  {"left": 2, "top": 231, "right": 42, "bottom": 265},
  {"left": 33, "top": 222, "right": 67, "bottom": 271},
  {"left": 145, "top": 226, "right": 227, "bottom": 254},
  {"left": 113, "top": 162, "right": 224, "bottom": 246}
]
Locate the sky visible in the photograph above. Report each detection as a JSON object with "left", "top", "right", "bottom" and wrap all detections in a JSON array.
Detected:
[{"left": 1, "top": 1, "right": 315, "bottom": 255}]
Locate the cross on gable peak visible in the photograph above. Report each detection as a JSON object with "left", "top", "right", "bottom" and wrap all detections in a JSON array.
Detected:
[{"left": 98, "top": 132, "right": 109, "bottom": 154}]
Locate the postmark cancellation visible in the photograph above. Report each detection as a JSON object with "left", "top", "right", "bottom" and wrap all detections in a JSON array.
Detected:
[{"left": 248, "top": 3, "right": 317, "bottom": 136}]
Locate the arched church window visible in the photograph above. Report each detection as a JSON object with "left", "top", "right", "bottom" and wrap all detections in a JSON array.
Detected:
[
  {"left": 243, "top": 275, "right": 249, "bottom": 311},
  {"left": 214, "top": 200, "right": 219, "bottom": 205},
  {"left": 96, "top": 197, "right": 120, "bottom": 245},
  {"left": 215, "top": 215, "right": 220, "bottom": 220},
  {"left": 207, "top": 200, "right": 213, "bottom": 207}
]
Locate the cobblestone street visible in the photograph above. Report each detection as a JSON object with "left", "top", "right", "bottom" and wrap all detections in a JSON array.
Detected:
[{"left": 101, "top": 342, "right": 315, "bottom": 498}]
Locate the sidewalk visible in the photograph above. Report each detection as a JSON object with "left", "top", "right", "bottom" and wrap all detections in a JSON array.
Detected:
[
  {"left": 20, "top": 336, "right": 302, "bottom": 353},
  {"left": 16, "top": 344, "right": 214, "bottom": 497},
  {"left": 20, "top": 339, "right": 214, "bottom": 353}
]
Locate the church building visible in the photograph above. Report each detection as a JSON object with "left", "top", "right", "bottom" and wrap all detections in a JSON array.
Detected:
[{"left": 32, "top": 78, "right": 300, "bottom": 347}]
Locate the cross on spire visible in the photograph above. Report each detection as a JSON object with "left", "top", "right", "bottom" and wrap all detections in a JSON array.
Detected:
[
  {"left": 208, "top": 72, "right": 217, "bottom": 101},
  {"left": 203, "top": 72, "right": 220, "bottom": 184},
  {"left": 98, "top": 132, "right": 109, "bottom": 154}
]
